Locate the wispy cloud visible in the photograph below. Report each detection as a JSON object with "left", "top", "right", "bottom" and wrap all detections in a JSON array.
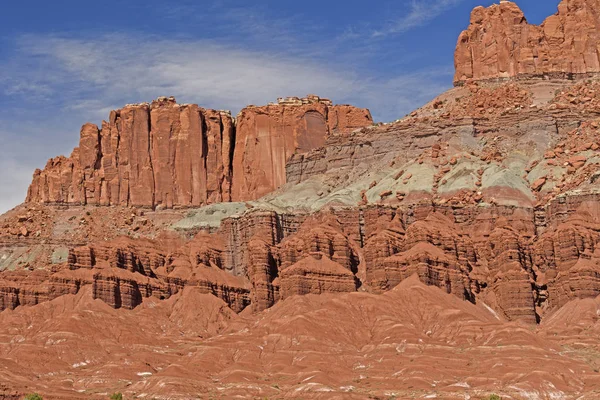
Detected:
[
  {"left": 373, "top": 0, "right": 465, "bottom": 37},
  {"left": 156, "top": 0, "right": 323, "bottom": 56},
  {"left": 5, "top": 33, "right": 450, "bottom": 120},
  {"left": 361, "top": 67, "right": 454, "bottom": 119}
]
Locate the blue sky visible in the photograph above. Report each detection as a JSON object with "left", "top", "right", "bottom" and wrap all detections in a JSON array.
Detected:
[{"left": 0, "top": 0, "right": 559, "bottom": 213}]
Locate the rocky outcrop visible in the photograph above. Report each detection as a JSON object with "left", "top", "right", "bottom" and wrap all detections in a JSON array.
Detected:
[
  {"left": 0, "top": 234, "right": 251, "bottom": 312},
  {"left": 533, "top": 204, "right": 600, "bottom": 312},
  {"left": 484, "top": 223, "right": 537, "bottom": 323},
  {"left": 365, "top": 213, "right": 475, "bottom": 300},
  {"left": 26, "top": 96, "right": 372, "bottom": 208},
  {"left": 277, "top": 216, "right": 360, "bottom": 300},
  {"left": 454, "top": 0, "right": 600, "bottom": 84},
  {"left": 231, "top": 96, "right": 372, "bottom": 200},
  {"left": 277, "top": 216, "right": 360, "bottom": 273},
  {"left": 0, "top": 270, "right": 51, "bottom": 310},
  {"left": 278, "top": 254, "right": 358, "bottom": 299},
  {"left": 8, "top": 195, "right": 600, "bottom": 324}
]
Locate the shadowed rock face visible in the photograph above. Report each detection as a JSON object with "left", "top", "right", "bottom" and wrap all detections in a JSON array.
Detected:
[
  {"left": 454, "top": 0, "right": 600, "bottom": 84},
  {"left": 26, "top": 96, "right": 372, "bottom": 209}
]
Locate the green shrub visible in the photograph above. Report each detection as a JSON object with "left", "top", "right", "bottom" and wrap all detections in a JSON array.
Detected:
[
  {"left": 24, "top": 394, "right": 43, "bottom": 400},
  {"left": 488, "top": 395, "right": 501, "bottom": 400},
  {"left": 110, "top": 393, "right": 123, "bottom": 400}
]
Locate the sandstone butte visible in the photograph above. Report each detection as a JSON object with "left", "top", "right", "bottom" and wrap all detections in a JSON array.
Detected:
[
  {"left": 455, "top": 0, "right": 600, "bottom": 84},
  {"left": 7, "top": 0, "right": 600, "bottom": 399},
  {"left": 26, "top": 95, "right": 372, "bottom": 208}
]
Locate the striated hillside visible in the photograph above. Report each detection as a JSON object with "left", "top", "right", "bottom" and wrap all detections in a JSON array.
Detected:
[{"left": 4, "top": 0, "right": 600, "bottom": 398}]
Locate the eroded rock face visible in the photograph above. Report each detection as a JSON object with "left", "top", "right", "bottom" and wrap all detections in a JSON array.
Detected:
[
  {"left": 278, "top": 254, "right": 358, "bottom": 299},
  {"left": 484, "top": 223, "right": 537, "bottom": 323},
  {"left": 26, "top": 96, "right": 373, "bottom": 208},
  {"left": 27, "top": 98, "right": 235, "bottom": 208},
  {"left": 277, "top": 216, "right": 360, "bottom": 300},
  {"left": 454, "top": 0, "right": 600, "bottom": 84},
  {"left": 534, "top": 204, "right": 600, "bottom": 312},
  {"left": 11, "top": 193, "right": 600, "bottom": 326},
  {"left": 231, "top": 98, "right": 372, "bottom": 200},
  {"left": 364, "top": 212, "right": 475, "bottom": 301},
  {"left": 0, "top": 234, "right": 251, "bottom": 313}
]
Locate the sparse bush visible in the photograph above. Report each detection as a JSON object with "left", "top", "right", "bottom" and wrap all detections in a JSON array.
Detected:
[
  {"left": 488, "top": 395, "right": 501, "bottom": 400},
  {"left": 24, "top": 394, "right": 43, "bottom": 400},
  {"left": 110, "top": 393, "right": 123, "bottom": 400}
]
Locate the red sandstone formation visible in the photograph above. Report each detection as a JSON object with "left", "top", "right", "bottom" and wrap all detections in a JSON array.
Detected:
[
  {"left": 27, "top": 97, "right": 235, "bottom": 208},
  {"left": 364, "top": 212, "right": 474, "bottom": 301},
  {"left": 8, "top": 1, "right": 600, "bottom": 398},
  {"left": 278, "top": 254, "right": 357, "bottom": 299},
  {"left": 277, "top": 216, "right": 360, "bottom": 300},
  {"left": 533, "top": 204, "right": 600, "bottom": 311},
  {"left": 27, "top": 95, "right": 372, "bottom": 208},
  {"left": 0, "top": 234, "right": 251, "bottom": 313},
  {"left": 455, "top": 0, "right": 600, "bottom": 84}
]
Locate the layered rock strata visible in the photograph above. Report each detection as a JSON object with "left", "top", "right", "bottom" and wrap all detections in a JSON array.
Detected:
[
  {"left": 232, "top": 97, "right": 372, "bottom": 200},
  {"left": 364, "top": 213, "right": 475, "bottom": 302},
  {"left": 10, "top": 185, "right": 600, "bottom": 324},
  {"left": 0, "top": 235, "right": 251, "bottom": 312}
]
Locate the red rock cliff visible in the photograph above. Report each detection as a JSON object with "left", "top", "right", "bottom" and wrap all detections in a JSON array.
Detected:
[
  {"left": 231, "top": 95, "right": 373, "bottom": 200},
  {"left": 26, "top": 96, "right": 372, "bottom": 208},
  {"left": 454, "top": 0, "right": 600, "bottom": 84},
  {"left": 27, "top": 97, "right": 234, "bottom": 208}
]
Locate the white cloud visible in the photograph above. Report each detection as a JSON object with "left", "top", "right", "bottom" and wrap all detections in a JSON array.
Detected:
[
  {"left": 0, "top": 122, "right": 80, "bottom": 214},
  {"left": 373, "top": 0, "right": 465, "bottom": 37},
  {"left": 10, "top": 34, "right": 362, "bottom": 115},
  {"left": 0, "top": 158, "right": 34, "bottom": 214},
  {"left": 360, "top": 67, "right": 454, "bottom": 119}
]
